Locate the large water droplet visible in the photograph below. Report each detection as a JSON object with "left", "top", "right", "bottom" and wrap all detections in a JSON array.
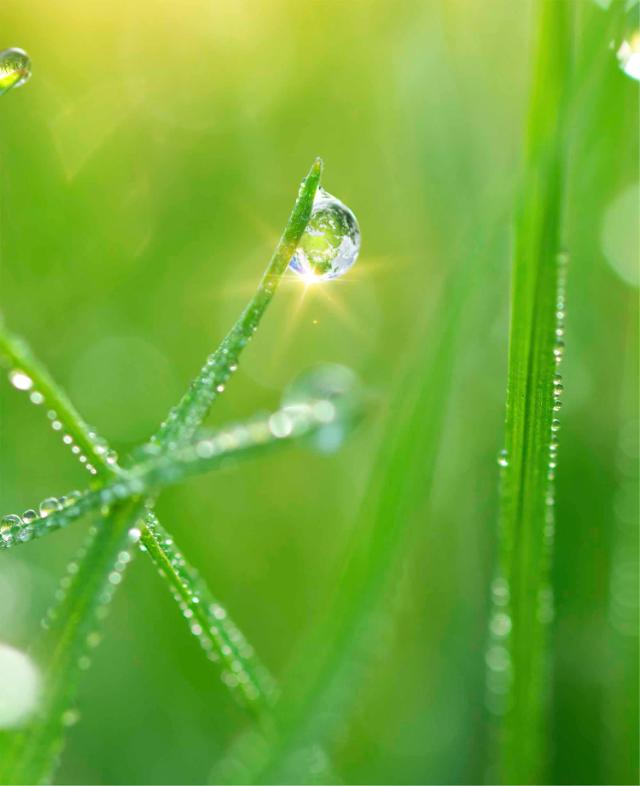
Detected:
[
  {"left": 283, "top": 364, "right": 359, "bottom": 454},
  {"left": 289, "top": 188, "right": 360, "bottom": 281},
  {"left": 0, "top": 48, "right": 31, "bottom": 97}
]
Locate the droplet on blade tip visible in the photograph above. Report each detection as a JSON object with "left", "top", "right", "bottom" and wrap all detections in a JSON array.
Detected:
[{"left": 289, "top": 188, "right": 360, "bottom": 282}]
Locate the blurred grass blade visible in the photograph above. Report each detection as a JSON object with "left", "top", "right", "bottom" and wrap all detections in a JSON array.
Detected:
[
  {"left": 151, "top": 158, "right": 322, "bottom": 450},
  {"left": 0, "top": 392, "right": 360, "bottom": 550},
  {"left": 0, "top": 499, "right": 144, "bottom": 785},
  {"left": 488, "top": 2, "right": 573, "bottom": 782},
  {"left": 210, "top": 211, "right": 506, "bottom": 785}
]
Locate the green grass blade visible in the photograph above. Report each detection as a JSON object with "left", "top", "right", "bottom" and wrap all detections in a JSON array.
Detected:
[
  {"left": 1, "top": 393, "right": 359, "bottom": 550},
  {"left": 0, "top": 326, "right": 118, "bottom": 477},
  {"left": 0, "top": 159, "right": 328, "bottom": 782},
  {"left": 0, "top": 499, "right": 144, "bottom": 785},
  {"left": 488, "top": 2, "right": 573, "bottom": 782},
  {"left": 141, "top": 511, "right": 278, "bottom": 717},
  {"left": 151, "top": 158, "right": 322, "bottom": 451}
]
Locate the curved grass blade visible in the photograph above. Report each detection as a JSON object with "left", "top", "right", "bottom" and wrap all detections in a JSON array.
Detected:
[
  {"left": 0, "top": 499, "right": 145, "bottom": 785},
  {"left": 487, "top": 2, "right": 574, "bottom": 782},
  {"left": 0, "top": 394, "right": 360, "bottom": 550},
  {"left": 151, "top": 158, "right": 322, "bottom": 450}
]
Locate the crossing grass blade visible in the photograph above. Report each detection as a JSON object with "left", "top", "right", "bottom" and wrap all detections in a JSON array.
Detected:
[{"left": 0, "top": 159, "right": 326, "bottom": 784}]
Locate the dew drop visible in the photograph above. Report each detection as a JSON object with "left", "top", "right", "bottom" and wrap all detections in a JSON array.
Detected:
[
  {"left": 21, "top": 509, "right": 38, "bottom": 525},
  {"left": 8, "top": 369, "right": 33, "bottom": 391},
  {"left": 289, "top": 188, "right": 360, "bottom": 281},
  {"left": 0, "top": 48, "right": 31, "bottom": 97},
  {"left": 0, "top": 514, "right": 21, "bottom": 545},
  {"left": 61, "top": 708, "right": 80, "bottom": 727},
  {"left": 497, "top": 449, "right": 509, "bottom": 468},
  {"left": 39, "top": 497, "right": 62, "bottom": 518}
]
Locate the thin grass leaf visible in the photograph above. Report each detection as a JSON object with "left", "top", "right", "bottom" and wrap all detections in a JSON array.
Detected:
[
  {"left": 0, "top": 498, "right": 145, "bottom": 785},
  {"left": 1, "top": 394, "right": 360, "bottom": 550},
  {"left": 151, "top": 158, "right": 322, "bottom": 451},
  {"left": 0, "top": 327, "right": 118, "bottom": 477},
  {"left": 141, "top": 511, "right": 278, "bottom": 717},
  {"left": 487, "top": 3, "right": 574, "bottom": 782}
]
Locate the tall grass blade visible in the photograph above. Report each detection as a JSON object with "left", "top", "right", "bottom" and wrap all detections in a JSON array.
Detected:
[{"left": 488, "top": 2, "right": 573, "bottom": 782}]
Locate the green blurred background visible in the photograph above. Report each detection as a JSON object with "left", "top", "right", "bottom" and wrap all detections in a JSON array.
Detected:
[{"left": 0, "top": 1, "right": 637, "bottom": 783}]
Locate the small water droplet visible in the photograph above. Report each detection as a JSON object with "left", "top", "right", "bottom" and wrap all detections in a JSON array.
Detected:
[
  {"left": 39, "top": 497, "right": 62, "bottom": 518},
  {"left": 8, "top": 369, "right": 33, "bottom": 391},
  {"left": 21, "top": 509, "right": 38, "bottom": 525},
  {"left": 0, "top": 48, "right": 31, "bottom": 97},
  {"left": 497, "top": 449, "right": 509, "bottom": 468},
  {"left": 61, "top": 708, "right": 80, "bottom": 727},
  {"left": 1, "top": 514, "right": 21, "bottom": 545},
  {"left": 289, "top": 188, "right": 360, "bottom": 281}
]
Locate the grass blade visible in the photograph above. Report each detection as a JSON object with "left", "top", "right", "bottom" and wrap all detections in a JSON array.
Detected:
[
  {"left": 140, "top": 511, "right": 278, "bottom": 717},
  {"left": 487, "top": 2, "right": 573, "bottom": 782},
  {"left": 0, "top": 499, "right": 145, "bottom": 785},
  {"left": 151, "top": 158, "right": 322, "bottom": 450},
  {"left": 0, "top": 327, "right": 118, "bottom": 477},
  {"left": 0, "top": 159, "right": 329, "bottom": 782},
  {"left": 1, "top": 391, "right": 360, "bottom": 550}
]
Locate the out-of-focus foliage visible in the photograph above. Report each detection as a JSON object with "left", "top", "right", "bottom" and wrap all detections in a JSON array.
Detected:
[{"left": 0, "top": 1, "right": 637, "bottom": 783}]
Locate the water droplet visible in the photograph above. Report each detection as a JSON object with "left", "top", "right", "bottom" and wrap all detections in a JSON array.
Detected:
[
  {"left": 268, "top": 412, "right": 293, "bottom": 438},
  {"left": 61, "top": 708, "right": 80, "bottom": 727},
  {"left": 289, "top": 188, "right": 360, "bottom": 281},
  {"left": 497, "top": 449, "right": 509, "bottom": 468},
  {"left": 1, "top": 514, "right": 21, "bottom": 545},
  {"left": 0, "top": 48, "right": 31, "bottom": 97},
  {"left": 617, "top": 33, "right": 640, "bottom": 81},
  {"left": 39, "top": 497, "right": 62, "bottom": 518},
  {"left": 8, "top": 369, "right": 33, "bottom": 391},
  {"left": 29, "top": 390, "right": 44, "bottom": 405},
  {"left": 21, "top": 509, "right": 38, "bottom": 525}
]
